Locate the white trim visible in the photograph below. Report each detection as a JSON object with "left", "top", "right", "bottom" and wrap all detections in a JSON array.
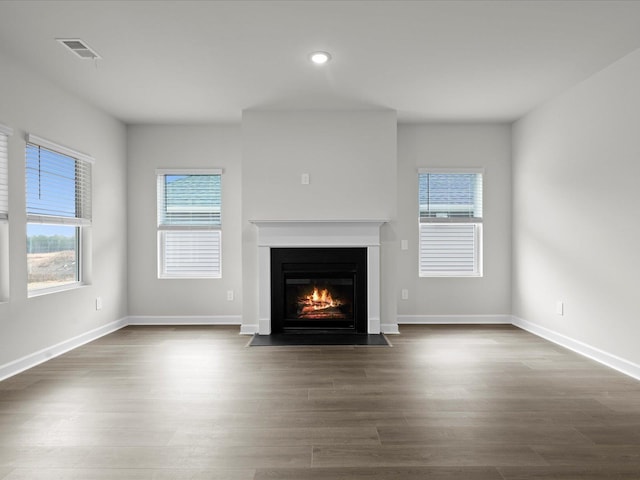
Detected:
[
  {"left": 0, "top": 317, "right": 127, "bottom": 382},
  {"left": 156, "top": 168, "right": 223, "bottom": 175},
  {"left": 127, "top": 315, "right": 241, "bottom": 326},
  {"left": 512, "top": 316, "right": 640, "bottom": 381},
  {"left": 27, "top": 134, "right": 94, "bottom": 164},
  {"left": 0, "top": 123, "right": 13, "bottom": 136},
  {"left": 381, "top": 323, "right": 400, "bottom": 334},
  {"left": 250, "top": 219, "right": 389, "bottom": 224},
  {"left": 241, "top": 324, "right": 259, "bottom": 335},
  {"left": 250, "top": 220, "right": 388, "bottom": 248},
  {"left": 367, "top": 245, "right": 381, "bottom": 334},
  {"left": 26, "top": 214, "right": 91, "bottom": 226},
  {"left": 418, "top": 167, "right": 485, "bottom": 174},
  {"left": 27, "top": 282, "right": 85, "bottom": 298},
  {"left": 398, "top": 314, "right": 512, "bottom": 324}
]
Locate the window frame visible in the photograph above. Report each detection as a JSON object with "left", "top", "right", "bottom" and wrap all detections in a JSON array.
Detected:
[
  {"left": 0, "top": 124, "right": 13, "bottom": 301},
  {"left": 25, "top": 134, "right": 93, "bottom": 296},
  {"left": 0, "top": 123, "right": 12, "bottom": 223},
  {"left": 418, "top": 167, "right": 484, "bottom": 278},
  {"left": 156, "top": 168, "right": 223, "bottom": 279}
]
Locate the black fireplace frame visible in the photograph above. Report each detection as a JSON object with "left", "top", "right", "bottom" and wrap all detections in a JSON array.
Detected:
[{"left": 270, "top": 247, "right": 368, "bottom": 334}]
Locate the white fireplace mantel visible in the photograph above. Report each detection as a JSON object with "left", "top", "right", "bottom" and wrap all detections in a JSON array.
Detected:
[{"left": 250, "top": 219, "right": 388, "bottom": 335}]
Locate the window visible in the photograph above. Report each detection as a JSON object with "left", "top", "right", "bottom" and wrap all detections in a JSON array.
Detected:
[
  {"left": 26, "top": 135, "right": 92, "bottom": 293},
  {"left": 157, "top": 169, "right": 222, "bottom": 278},
  {"left": 418, "top": 168, "right": 483, "bottom": 277}
]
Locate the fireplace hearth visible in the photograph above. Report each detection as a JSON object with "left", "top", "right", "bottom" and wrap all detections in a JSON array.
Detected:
[{"left": 271, "top": 248, "right": 368, "bottom": 334}]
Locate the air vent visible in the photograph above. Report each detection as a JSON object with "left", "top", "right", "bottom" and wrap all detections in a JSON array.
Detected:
[{"left": 56, "top": 38, "right": 101, "bottom": 60}]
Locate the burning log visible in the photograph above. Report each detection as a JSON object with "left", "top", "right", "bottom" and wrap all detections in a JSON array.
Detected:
[{"left": 297, "top": 286, "right": 345, "bottom": 318}]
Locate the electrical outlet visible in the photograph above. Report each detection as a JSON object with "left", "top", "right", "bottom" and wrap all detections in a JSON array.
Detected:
[
  {"left": 401, "top": 289, "right": 409, "bottom": 300},
  {"left": 96, "top": 297, "right": 103, "bottom": 311},
  {"left": 301, "top": 173, "right": 310, "bottom": 185},
  {"left": 227, "top": 290, "right": 234, "bottom": 301}
]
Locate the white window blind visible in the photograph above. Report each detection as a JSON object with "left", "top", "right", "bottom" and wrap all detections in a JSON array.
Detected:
[
  {"left": 419, "top": 170, "right": 482, "bottom": 221},
  {"left": 26, "top": 138, "right": 92, "bottom": 226},
  {"left": 419, "top": 223, "right": 481, "bottom": 275},
  {"left": 157, "top": 170, "right": 222, "bottom": 279},
  {"left": 160, "top": 230, "right": 221, "bottom": 278},
  {"left": 0, "top": 124, "right": 12, "bottom": 223},
  {"left": 418, "top": 169, "right": 483, "bottom": 277}
]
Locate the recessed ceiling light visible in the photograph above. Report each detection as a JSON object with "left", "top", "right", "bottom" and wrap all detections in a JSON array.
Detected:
[{"left": 310, "top": 51, "right": 331, "bottom": 65}]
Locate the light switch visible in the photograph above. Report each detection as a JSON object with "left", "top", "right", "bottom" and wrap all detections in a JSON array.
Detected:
[
  {"left": 301, "top": 173, "right": 310, "bottom": 185},
  {"left": 401, "top": 240, "right": 408, "bottom": 250}
]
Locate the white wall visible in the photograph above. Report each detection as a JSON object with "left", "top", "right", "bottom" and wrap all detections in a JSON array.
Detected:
[
  {"left": 126, "top": 125, "right": 242, "bottom": 320},
  {"left": 241, "top": 110, "right": 398, "bottom": 332},
  {"left": 397, "top": 124, "right": 512, "bottom": 321},
  {"left": 513, "top": 48, "right": 640, "bottom": 367},
  {"left": 0, "top": 50, "right": 128, "bottom": 368}
]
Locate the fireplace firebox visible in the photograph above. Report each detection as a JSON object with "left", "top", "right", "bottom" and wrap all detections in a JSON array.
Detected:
[{"left": 271, "top": 248, "right": 368, "bottom": 333}]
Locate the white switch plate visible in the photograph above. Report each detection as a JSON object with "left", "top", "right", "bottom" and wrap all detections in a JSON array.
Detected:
[
  {"left": 301, "top": 173, "right": 310, "bottom": 185},
  {"left": 401, "top": 289, "right": 409, "bottom": 300},
  {"left": 401, "top": 240, "right": 408, "bottom": 250},
  {"left": 556, "top": 301, "right": 564, "bottom": 316},
  {"left": 96, "top": 297, "right": 103, "bottom": 311},
  {"left": 227, "top": 290, "right": 234, "bottom": 301}
]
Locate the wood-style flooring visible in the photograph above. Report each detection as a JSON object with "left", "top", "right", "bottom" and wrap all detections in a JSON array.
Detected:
[{"left": 1, "top": 324, "right": 639, "bottom": 479}]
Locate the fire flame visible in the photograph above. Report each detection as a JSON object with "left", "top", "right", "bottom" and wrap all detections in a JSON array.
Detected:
[{"left": 302, "top": 287, "right": 340, "bottom": 311}]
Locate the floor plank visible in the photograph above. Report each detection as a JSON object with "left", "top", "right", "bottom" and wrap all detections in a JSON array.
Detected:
[
  {"left": 1, "top": 468, "right": 256, "bottom": 479},
  {"left": 254, "top": 466, "right": 503, "bottom": 480}
]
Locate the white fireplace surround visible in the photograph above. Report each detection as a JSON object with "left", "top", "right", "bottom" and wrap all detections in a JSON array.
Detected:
[{"left": 250, "top": 220, "right": 387, "bottom": 335}]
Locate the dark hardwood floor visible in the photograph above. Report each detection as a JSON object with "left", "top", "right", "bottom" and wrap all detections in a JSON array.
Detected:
[{"left": 0, "top": 324, "right": 639, "bottom": 479}]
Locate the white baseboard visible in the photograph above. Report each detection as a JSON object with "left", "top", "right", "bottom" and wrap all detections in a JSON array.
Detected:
[
  {"left": 240, "top": 324, "right": 258, "bottom": 335},
  {"left": 127, "top": 315, "right": 242, "bottom": 326},
  {"left": 398, "top": 314, "right": 513, "bottom": 325},
  {"left": 512, "top": 316, "right": 640, "bottom": 381},
  {"left": 0, "top": 317, "right": 128, "bottom": 382},
  {"left": 381, "top": 323, "right": 400, "bottom": 334}
]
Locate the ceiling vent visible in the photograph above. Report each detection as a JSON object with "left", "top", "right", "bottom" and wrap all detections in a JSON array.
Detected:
[{"left": 56, "top": 38, "right": 101, "bottom": 60}]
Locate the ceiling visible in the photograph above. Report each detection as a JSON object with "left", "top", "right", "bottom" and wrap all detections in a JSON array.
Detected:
[{"left": 1, "top": 0, "right": 640, "bottom": 124}]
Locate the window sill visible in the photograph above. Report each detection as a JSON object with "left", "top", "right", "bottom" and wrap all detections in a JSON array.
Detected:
[
  {"left": 28, "top": 282, "right": 86, "bottom": 298},
  {"left": 419, "top": 273, "right": 483, "bottom": 278},
  {"left": 157, "top": 276, "right": 222, "bottom": 280}
]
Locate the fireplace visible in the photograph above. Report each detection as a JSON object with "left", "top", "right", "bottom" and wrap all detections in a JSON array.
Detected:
[
  {"left": 271, "top": 248, "right": 368, "bottom": 333},
  {"left": 249, "top": 220, "right": 387, "bottom": 335}
]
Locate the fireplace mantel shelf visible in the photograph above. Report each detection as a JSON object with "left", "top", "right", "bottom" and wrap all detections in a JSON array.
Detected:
[
  {"left": 251, "top": 220, "right": 387, "bottom": 248},
  {"left": 249, "top": 219, "right": 389, "bottom": 226}
]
